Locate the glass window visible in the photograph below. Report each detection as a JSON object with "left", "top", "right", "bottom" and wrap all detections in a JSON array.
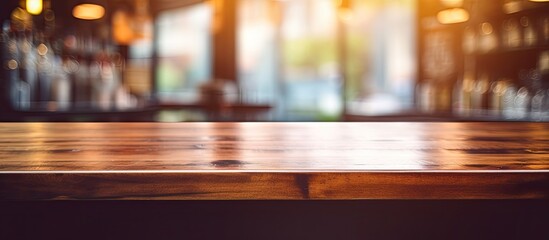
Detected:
[
  {"left": 346, "top": 0, "right": 417, "bottom": 116},
  {"left": 237, "top": 0, "right": 417, "bottom": 120},
  {"left": 280, "top": 0, "right": 341, "bottom": 120},
  {"left": 155, "top": 3, "right": 212, "bottom": 103},
  {"left": 238, "top": 0, "right": 278, "bottom": 105}
]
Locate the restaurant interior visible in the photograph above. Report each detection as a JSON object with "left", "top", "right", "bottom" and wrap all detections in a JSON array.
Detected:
[
  {"left": 1, "top": 0, "right": 547, "bottom": 122},
  {"left": 1, "top": 1, "right": 549, "bottom": 239}
]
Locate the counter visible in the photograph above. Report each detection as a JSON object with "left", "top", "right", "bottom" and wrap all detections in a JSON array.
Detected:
[{"left": 1, "top": 122, "right": 548, "bottom": 200}]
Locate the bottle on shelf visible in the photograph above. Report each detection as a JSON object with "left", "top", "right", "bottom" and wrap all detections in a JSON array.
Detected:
[
  {"left": 502, "top": 83, "right": 518, "bottom": 119},
  {"left": 539, "top": 51, "right": 549, "bottom": 88},
  {"left": 453, "top": 72, "right": 474, "bottom": 116},
  {"left": 521, "top": 16, "right": 537, "bottom": 48},
  {"left": 463, "top": 26, "right": 476, "bottom": 55},
  {"left": 479, "top": 22, "right": 499, "bottom": 53},
  {"left": 16, "top": 31, "right": 38, "bottom": 107},
  {"left": 514, "top": 86, "right": 531, "bottom": 119},
  {"left": 1, "top": 21, "right": 16, "bottom": 111},
  {"left": 51, "top": 54, "right": 70, "bottom": 110},
  {"left": 36, "top": 34, "right": 54, "bottom": 107},
  {"left": 534, "top": 51, "right": 549, "bottom": 120},
  {"left": 531, "top": 89, "right": 546, "bottom": 121},
  {"left": 489, "top": 79, "right": 509, "bottom": 116},
  {"left": 541, "top": 16, "right": 549, "bottom": 45},
  {"left": 503, "top": 18, "right": 521, "bottom": 49}
]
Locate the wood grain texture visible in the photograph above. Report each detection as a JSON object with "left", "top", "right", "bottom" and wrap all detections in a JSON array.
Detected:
[{"left": 0, "top": 122, "right": 549, "bottom": 200}]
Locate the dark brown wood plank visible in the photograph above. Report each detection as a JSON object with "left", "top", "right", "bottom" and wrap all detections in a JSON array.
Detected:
[
  {"left": 1, "top": 171, "right": 548, "bottom": 200},
  {"left": 0, "top": 172, "right": 304, "bottom": 200},
  {"left": 0, "top": 122, "right": 549, "bottom": 200}
]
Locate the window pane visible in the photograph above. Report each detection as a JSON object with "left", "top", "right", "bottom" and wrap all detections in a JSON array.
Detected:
[
  {"left": 238, "top": 0, "right": 278, "bottom": 105},
  {"left": 281, "top": 0, "right": 341, "bottom": 120},
  {"left": 156, "top": 4, "right": 212, "bottom": 103},
  {"left": 346, "top": 0, "right": 417, "bottom": 115},
  {"left": 237, "top": 0, "right": 417, "bottom": 120}
]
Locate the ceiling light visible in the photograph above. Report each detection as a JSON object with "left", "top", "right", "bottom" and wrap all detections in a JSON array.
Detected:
[
  {"left": 73, "top": 3, "right": 105, "bottom": 20},
  {"left": 437, "top": 8, "right": 469, "bottom": 24},
  {"left": 26, "top": 0, "right": 43, "bottom": 15},
  {"left": 503, "top": 0, "right": 523, "bottom": 14}
]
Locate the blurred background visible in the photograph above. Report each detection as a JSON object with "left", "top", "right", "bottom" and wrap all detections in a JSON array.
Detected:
[{"left": 0, "top": 0, "right": 548, "bottom": 122}]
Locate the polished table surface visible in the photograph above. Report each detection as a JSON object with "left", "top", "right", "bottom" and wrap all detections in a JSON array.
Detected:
[{"left": 0, "top": 122, "right": 548, "bottom": 200}]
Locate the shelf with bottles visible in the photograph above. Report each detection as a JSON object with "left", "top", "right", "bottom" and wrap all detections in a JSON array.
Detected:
[
  {"left": 462, "top": 1, "right": 549, "bottom": 56},
  {"left": 463, "top": 16, "right": 549, "bottom": 56},
  {"left": 446, "top": 2, "right": 549, "bottom": 121},
  {"left": 0, "top": 4, "right": 149, "bottom": 113},
  {"left": 3, "top": 36, "right": 143, "bottom": 111},
  {"left": 1, "top": 20, "right": 147, "bottom": 113},
  {"left": 453, "top": 48, "right": 549, "bottom": 122},
  {"left": 455, "top": 45, "right": 549, "bottom": 121},
  {"left": 453, "top": 71, "right": 549, "bottom": 122}
]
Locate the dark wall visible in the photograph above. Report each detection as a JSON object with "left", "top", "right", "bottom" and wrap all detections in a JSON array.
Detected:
[
  {"left": 0, "top": 0, "right": 20, "bottom": 24},
  {"left": 1, "top": 0, "right": 112, "bottom": 35}
]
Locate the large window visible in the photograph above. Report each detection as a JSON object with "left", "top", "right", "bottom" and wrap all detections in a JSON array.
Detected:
[
  {"left": 345, "top": 0, "right": 417, "bottom": 116},
  {"left": 238, "top": 0, "right": 417, "bottom": 120},
  {"left": 238, "top": 0, "right": 278, "bottom": 106},
  {"left": 154, "top": 0, "right": 416, "bottom": 119},
  {"left": 155, "top": 3, "right": 212, "bottom": 103},
  {"left": 238, "top": 0, "right": 342, "bottom": 120},
  {"left": 280, "top": 0, "right": 341, "bottom": 120}
]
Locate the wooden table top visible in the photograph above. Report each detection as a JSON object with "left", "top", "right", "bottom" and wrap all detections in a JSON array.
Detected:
[{"left": 1, "top": 122, "right": 548, "bottom": 200}]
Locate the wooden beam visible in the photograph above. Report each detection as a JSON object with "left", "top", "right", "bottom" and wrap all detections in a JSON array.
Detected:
[{"left": 212, "top": 0, "right": 237, "bottom": 81}]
